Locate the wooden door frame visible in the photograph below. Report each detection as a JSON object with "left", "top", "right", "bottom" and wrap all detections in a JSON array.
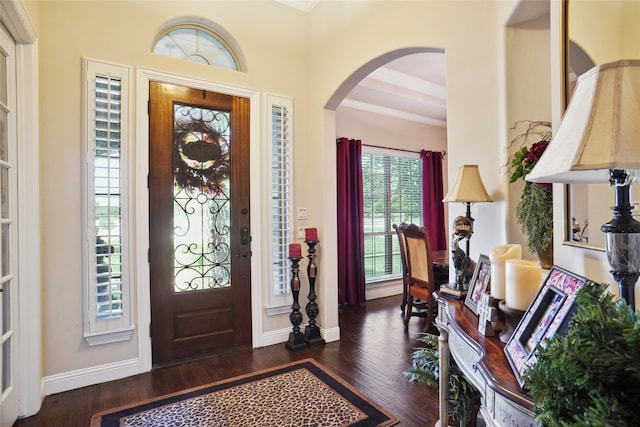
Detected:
[{"left": 135, "top": 68, "right": 263, "bottom": 372}]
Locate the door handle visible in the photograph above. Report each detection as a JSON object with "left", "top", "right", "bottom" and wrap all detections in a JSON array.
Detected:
[{"left": 240, "top": 227, "right": 251, "bottom": 245}]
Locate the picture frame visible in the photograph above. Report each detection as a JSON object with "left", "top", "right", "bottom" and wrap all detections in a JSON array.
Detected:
[
  {"left": 464, "top": 254, "right": 491, "bottom": 314},
  {"left": 504, "top": 266, "right": 587, "bottom": 387}
]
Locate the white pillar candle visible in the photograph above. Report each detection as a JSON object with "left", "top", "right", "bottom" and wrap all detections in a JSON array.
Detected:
[
  {"left": 489, "top": 244, "right": 522, "bottom": 300},
  {"left": 505, "top": 259, "right": 543, "bottom": 311}
]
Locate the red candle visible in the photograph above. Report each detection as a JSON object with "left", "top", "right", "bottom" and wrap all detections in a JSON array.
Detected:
[
  {"left": 305, "top": 228, "right": 318, "bottom": 241},
  {"left": 289, "top": 243, "right": 302, "bottom": 258}
]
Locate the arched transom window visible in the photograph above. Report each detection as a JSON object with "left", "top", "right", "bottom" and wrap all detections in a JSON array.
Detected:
[{"left": 153, "top": 25, "right": 241, "bottom": 71}]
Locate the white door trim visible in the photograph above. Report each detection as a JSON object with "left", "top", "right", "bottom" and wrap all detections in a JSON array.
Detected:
[
  {"left": 135, "top": 67, "right": 263, "bottom": 372},
  {"left": 2, "top": 0, "right": 41, "bottom": 419}
]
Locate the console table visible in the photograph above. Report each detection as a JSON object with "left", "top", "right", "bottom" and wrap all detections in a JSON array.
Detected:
[{"left": 434, "top": 292, "right": 538, "bottom": 427}]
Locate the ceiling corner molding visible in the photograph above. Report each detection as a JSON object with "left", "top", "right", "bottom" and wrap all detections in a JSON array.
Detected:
[{"left": 275, "top": 0, "right": 320, "bottom": 13}]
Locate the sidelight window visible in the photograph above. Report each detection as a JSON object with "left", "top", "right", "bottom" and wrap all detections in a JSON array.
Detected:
[
  {"left": 265, "top": 94, "right": 294, "bottom": 310},
  {"left": 82, "top": 58, "right": 134, "bottom": 344}
]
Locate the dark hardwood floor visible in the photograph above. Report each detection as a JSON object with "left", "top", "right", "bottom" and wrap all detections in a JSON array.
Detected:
[{"left": 14, "top": 296, "right": 439, "bottom": 426}]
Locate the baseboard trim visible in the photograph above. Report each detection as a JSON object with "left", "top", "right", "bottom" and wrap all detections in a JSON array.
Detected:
[
  {"left": 41, "top": 325, "right": 344, "bottom": 396},
  {"left": 321, "top": 325, "right": 340, "bottom": 343},
  {"left": 42, "top": 358, "right": 140, "bottom": 396},
  {"left": 261, "top": 327, "right": 292, "bottom": 347}
]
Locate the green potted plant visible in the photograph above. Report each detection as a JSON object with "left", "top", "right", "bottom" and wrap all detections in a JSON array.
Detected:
[
  {"left": 404, "top": 334, "right": 480, "bottom": 427},
  {"left": 509, "top": 120, "right": 553, "bottom": 268},
  {"left": 523, "top": 282, "right": 640, "bottom": 426}
]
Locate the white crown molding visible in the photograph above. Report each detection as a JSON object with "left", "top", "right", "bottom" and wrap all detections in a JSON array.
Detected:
[
  {"left": 340, "top": 99, "right": 447, "bottom": 128},
  {"left": 368, "top": 67, "right": 447, "bottom": 100}
]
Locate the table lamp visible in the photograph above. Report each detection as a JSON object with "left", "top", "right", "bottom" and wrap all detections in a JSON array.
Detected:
[
  {"left": 527, "top": 59, "right": 640, "bottom": 308},
  {"left": 443, "top": 165, "right": 493, "bottom": 255},
  {"left": 442, "top": 165, "right": 493, "bottom": 296}
]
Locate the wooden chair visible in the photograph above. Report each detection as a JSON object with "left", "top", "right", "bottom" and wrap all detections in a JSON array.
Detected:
[
  {"left": 393, "top": 223, "right": 410, "bottom": 313},
  {"left": 403, "top": 223, "right": 437, "bottom": 332}
]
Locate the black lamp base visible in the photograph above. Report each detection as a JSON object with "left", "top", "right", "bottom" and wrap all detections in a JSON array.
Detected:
[
  {"left": 601, "top": 169, "right": 640, "bottom": 309},
  {"left": 611, "top": 271, "right": 639, "bottom": 308}
]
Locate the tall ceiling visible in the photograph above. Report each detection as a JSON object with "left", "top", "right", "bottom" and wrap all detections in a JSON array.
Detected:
[
  {"left": 275, "top": 0, "right": 447, "bottom": 128},
  {"left": 276, "top": 0, "right": 553, "bottom": 129}
]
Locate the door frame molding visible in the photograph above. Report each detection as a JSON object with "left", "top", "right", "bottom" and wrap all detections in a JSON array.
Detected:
[
  {"left": 135, "top": 68, "right": 262, "bottom": 372},
  {"left": 2, "top": 0, "right": 41, "bottom": 418}
]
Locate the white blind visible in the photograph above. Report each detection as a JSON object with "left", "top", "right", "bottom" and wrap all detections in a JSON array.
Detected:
[
  {"left": 94, "top": 75, "right": 123, "bottom": 319},
  {"left": 271, "top": 103, "right": 292, "bottom": 296}
]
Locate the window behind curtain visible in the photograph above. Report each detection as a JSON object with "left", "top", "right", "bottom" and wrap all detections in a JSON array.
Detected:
[{"left": 362, "top": 149, "right": 422, "bottom": 282}]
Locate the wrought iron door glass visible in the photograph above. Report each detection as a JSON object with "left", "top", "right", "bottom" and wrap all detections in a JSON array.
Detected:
[{"left": 173, "top": 104, "right": 231, "bottom": 292}]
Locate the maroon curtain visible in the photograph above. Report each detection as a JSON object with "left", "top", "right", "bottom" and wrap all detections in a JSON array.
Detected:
[
  {"left": 336, "top": 137, "right": 366, "bottom": 305},
  {"left": 421, "top": 150, "right": 447, "bottom": 250}
]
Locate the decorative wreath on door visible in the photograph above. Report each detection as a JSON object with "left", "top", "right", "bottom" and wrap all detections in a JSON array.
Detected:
[{"left": 173, "top": 118, "right": 230, "bottom": 196}]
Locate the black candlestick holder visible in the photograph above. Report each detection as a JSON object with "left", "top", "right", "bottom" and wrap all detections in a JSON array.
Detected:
[
  {"left": 286, "top": 256, "right": 308, "bottom": 350},
  {"left": 304, "top": 240, "right": 325, "bottom": 347}
]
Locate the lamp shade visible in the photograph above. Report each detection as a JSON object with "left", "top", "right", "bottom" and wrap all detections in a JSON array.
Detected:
[
  {"left": 527, "top": 59, "right": 640, "bottom": 184},
  {"left": 443, "top": 165, "right": 493, "bottom": 203}
]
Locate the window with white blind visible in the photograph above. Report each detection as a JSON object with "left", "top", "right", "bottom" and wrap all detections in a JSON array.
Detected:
[
  {"left": 362, "top": 148, "right": 422, "bottom": 282},
  {"left": 82, "top": 58, "right": 134, "bottom": 344},
  {"left": 264, "top": 94, "right": 294, "bottom": 310}
]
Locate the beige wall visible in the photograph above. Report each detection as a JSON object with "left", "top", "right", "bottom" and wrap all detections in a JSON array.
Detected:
[
  {"left": 28, "top": 0, "right": 579, "bottom": 392},
  {"left": 504, "top": 15, "right": 552, "bottom": 260},
  {"left": 36, "top": 0, "right": 309, "bottom": 377}
]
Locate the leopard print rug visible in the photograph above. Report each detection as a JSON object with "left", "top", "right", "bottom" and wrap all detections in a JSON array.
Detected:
[{"left": 91, "top": 359, "right": 398, "bottom": 427}]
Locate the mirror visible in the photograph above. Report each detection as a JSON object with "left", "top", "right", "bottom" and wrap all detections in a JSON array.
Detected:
[{"left": 564, "top": 0, "right": 640, "bottom": 249}]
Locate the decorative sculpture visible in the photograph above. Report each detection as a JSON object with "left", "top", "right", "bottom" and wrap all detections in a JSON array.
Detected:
[{"left": 451, "top": 216, "right": 475, "bottom": 290}]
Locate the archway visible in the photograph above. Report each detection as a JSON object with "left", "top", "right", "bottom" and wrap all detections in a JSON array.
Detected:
[{"left": 329, "top": 47, "right": 449, "bottom": 306}]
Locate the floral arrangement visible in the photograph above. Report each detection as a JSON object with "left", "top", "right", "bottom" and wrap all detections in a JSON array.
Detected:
[
  {"left": 508, "top": 121, "right": 553, "bottom": 260},
  {"left": 509, "top": 139, "right": 551, "bottom": 189}
]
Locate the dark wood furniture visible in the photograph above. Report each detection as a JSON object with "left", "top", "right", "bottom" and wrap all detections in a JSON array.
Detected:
[
  {"left": 394, "top": 224, "right": 449, "bottom": 327},
  {"left": 393, "top": 222, "right": 411, "bottom": 313},
  {"left": 434, "top": 292, "right": 537, "bottom": 427},
  {"left": 403, "top": 224, "right": 437, "bottom": 331}
]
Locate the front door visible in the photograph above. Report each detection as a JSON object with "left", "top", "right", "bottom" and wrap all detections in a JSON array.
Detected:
[{"left": 149, "top": 82, "right": 251, "bottom": 366}]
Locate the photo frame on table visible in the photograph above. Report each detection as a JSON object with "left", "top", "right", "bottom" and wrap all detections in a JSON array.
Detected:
[
  {"left": 464, "top": 254, "right": 491, "bottom": 315},
  {"left": 504, "top": 266, "right": 587, "bottom": 387}
]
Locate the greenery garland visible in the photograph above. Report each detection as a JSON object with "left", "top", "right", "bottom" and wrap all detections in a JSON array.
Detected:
[
  {"left": 515, "top": 181, "right": 553, "bottom": 253},
  {"left": 509, "top": 121, "right": 553, "bottom": 253},
  {"left": 523, "top": 282, "right": 640, "bottom": 426}
]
